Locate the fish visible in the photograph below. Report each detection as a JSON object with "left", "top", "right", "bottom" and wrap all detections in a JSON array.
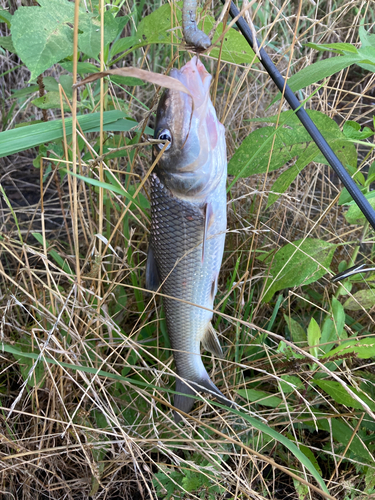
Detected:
[{"left": 146, "top": 56, "right": 231, "bottom": 422}]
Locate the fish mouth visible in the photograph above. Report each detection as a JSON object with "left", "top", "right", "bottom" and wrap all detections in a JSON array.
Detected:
[{"left": 170, "top": 56, "right": 212, "bottom": 108}]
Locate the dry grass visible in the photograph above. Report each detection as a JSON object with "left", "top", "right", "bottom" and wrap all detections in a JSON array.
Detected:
[{"left": 1, "top": 0, "right": 375, "bottom": 499}]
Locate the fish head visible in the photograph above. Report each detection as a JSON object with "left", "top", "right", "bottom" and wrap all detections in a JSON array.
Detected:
[{"left": 153, "top": 56, "right": 226, "bottom": 199}]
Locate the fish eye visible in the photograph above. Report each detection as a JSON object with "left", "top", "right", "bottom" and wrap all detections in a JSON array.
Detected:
[{"left": 157, "top": 129, "right": 172, "bottom": 150}]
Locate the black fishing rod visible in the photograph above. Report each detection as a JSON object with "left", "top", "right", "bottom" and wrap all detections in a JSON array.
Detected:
[{"left": 222, "top": 0, "right": 375, "bottom": 233}]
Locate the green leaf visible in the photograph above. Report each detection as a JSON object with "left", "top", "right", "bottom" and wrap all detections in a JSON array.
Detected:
[
  {"left": 266, "top": 144, "right": 319, "bottom": 208},
  {"left": 32, "top": 92, "right": 74, "bottom": 111},
  {"left": 0, "top": 8, "right": 12, "bottom": 27},
  {"left": 279, "top": 375, "right": 304, "bottom": 394},
  {"left": 228, "top": 110, "right": 356, "bottom": 179},
  {"left": 0, "top": 110, "right": 127, "bottom": 158},
  {"left": 59, "top": 61, "right": 100, "bottom": 76},
  {"left": 284, "top": 315, "right": 307, "bottom": 345},
  {"left": 314, "top": 380, "right": 375, "bottom": 411},
  {"left": 32, "top": 232, "right": 73, "bottom": 275},
  {"left": 312, "top": 414, "right": 373, "bottom": 461},
  {"left": 201, "top": 15, "right": 258, "bottom": 65},
  {"left": 307, "top": 318, "right": 321, "bottom": 358},
  {"left": 305, "top": 42, "right": 358, "bottom": 54},
  {"left": 262, "top": 238, "right": 337, "bottom": 302},
  {"left": 322, "top": 337, "right": 375, "bottom": 360},
  {"left": 11, "top": 85, "right": 39, "bottom": 99},
  {"left": 343, "top": 120, "right": 374, "bottom": 140},
  {"left": 359, "top": 24, "right": 375, "bottom": 49},
  {"left": 12, "top": 338, "right": 45, "bottom": 388},
  {"left": 78, "top": 9, "right": 119, "bottom": 59},
  {"left": 343, "top": 289, "right": 375, "bottom": 311},
  {"left": 272, "top": 54, "right": 361, "bottom": 103},
  {"left": 237, "top": 388, "right": 285, "bottom": 408},
  {"left": 110, "top": 75, "right": 145, "bottom": 87},
  {"left": 344, "top": 194, "right": 375, "bottom": 225},
  {"left": 11, "top": 0, "right": 75, "bottom": 80},
  {"left": 11, "top": 0, "right": 119, "bottom": 79},
  {"left": 331, "top": 297, "right": 346, "bottom": 338},
  {"left": 110, "top": 36, "right": 136, "bottom": 58},
  {"left": 0, "top": 35, "right": 15, "bottom": 53}
]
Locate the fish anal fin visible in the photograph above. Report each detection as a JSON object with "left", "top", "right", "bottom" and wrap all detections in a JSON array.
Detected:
[
  {"left": 202, "top": 322, "right": 224, "bottom": 359},
  {"left": 145, "top": 244, "right": 160, "bottom": 291},
  {"left": 202, "top": 202, "right": 214, "bottom": 263}
]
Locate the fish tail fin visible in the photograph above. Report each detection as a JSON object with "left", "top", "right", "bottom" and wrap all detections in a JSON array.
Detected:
[
  {"left": 174, "top": 378, "right": 197, "bottom": 423},
  {"left": 174, "top": 376, "right": 232, "bottom": 423}
]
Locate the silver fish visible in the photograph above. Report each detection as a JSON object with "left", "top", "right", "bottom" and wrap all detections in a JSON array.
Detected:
[{"left": 146, "top": 57, "right": 231, "bottom": 422}]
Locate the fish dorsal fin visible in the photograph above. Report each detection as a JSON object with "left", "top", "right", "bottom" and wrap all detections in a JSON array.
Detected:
[
  {"left": 202, "top": 203, "right": 214, "bottom": 263},
  {"left": 145, "top": 244, "right": 160, "bottom": 291},
  {"left": 202, "top": 322, "right": 224, "bottom": 359}
]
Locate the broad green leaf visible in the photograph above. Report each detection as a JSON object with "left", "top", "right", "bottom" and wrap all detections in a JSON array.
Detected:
[
  {"left": 228, "top": 110, "right": 356, "bottom": 179},
  {"left": 59, "top": 61, "right": 100, "bottom": 76},
  {"left": 262, "top": 238, "right": 337, "bottom": 302},
  {"left": 12, "top": 0, "right": 75, "bottom": 80},
  {"left": 307, "top": 318, "right": 321, "bottom": 358},
  {"left": 11, "top": 0, "right": 122, "bottom": 79},
  {"left": 343, "top": 120, "right": 374, "bottom": 140},
  {"left": 331, "top": 297, "right": 345, "bottom": 339},
  {"left": 284, "top": 315, "right": 307, "bottom": 345},
  {"left": 32, "top": 92, "right": 76, "bottom": 111},
  {"left": 1, "top": 341, "right": 329, "bottom": 494},
  {"left": 322, "top": 337, "right": 375, "bottom": 360},
  {"left": 279, "top": 375, "right": 304, "bottom": 394},
  {"left": 359, "top": 24, "right": 375, "bottom": 49},
  {"left": 320, "top": 318, "right": 337, "bottom": 354},
  {"left": 299, "top": 445, "right": 322, "bottom": 475},
  {"left": 110, "top": 36, "right": 136, "bottom": 58},
  {"left": 78, "top": 9, "right": 119, "bottom": 59},
  {"left": 306, "top": 414, "right": 373, "bottom": 461},
  {"left": 59, "top": 74, "right": 73, "bottom": 98},
  {"left": 266, "top": 144, "right": 319, "bottom": 208},
  {"left": 0, "top": 110, "right": 127, "bottom": 157},
  {"left": 237, "top": 388, "right": 285, "bottom": 408},
  {"left": 314, "top": 380, "right": 375, "bottom": 412},
  {"left": 343, "top": 289, "right": 375, "bottom": 311},
  {"left": 201, "top": 15, "right": 258, "bottom": 65},
  {"left": 344, "top": 194, "right": 375, "bottom": 225},
  {"left": 0, "top": 35, "right": 15, "bottom": 53}
]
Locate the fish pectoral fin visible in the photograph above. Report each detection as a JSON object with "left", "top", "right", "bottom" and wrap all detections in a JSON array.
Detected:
[
  {"left": 145, "top": 244, "right": 160, "bottom": 291},
  {"left": 202, "top": 322, "right": 224, "bottom": 359}
]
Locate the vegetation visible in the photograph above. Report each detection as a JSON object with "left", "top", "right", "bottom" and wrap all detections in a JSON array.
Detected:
[{"left": 0, "top": 0, "right": 374, "bottom": 498}]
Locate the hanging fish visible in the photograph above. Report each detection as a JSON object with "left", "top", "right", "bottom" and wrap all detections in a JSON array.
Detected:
[
  {"left": 147, "top": 56, "right": 231, "bottom": 422},
  {"left": 182, "top": 0, "right": 211, "bottom": 49}
]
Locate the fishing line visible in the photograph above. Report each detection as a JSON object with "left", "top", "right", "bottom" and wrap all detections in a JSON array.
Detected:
[{"left": 221, "top": 0, "right": 375, "bottom": 232}]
